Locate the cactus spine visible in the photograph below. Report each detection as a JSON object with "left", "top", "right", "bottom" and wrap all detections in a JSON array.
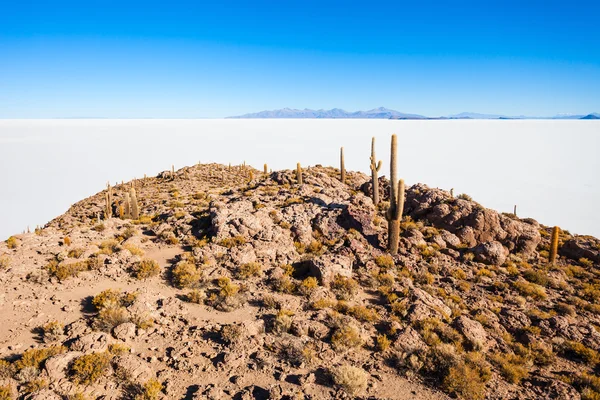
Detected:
[
  {"left": 340, "top": 147, "right": 346, "bottom": 183},
  {"left": 130, "top": 187, "right": 139, "bottom": 220},
  {"left": 296, "top": 163, "right": 303, "bottom": 185},
  {"left": 549, "top": 226, "right": 559, "bottom": 265},
  {"left": 385, "top": 134, "right": 404, "bottom": 255},
  {"left": 369, "top": 137, "right": 382, "bottom": 205}
]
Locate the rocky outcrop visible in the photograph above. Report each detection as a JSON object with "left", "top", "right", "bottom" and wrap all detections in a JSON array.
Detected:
[
  {"left": 560, "top": 236, "right": 600, "bottom": 263},
  {"left": 404, "top": 184, "right": 541, "bottom": 257}
]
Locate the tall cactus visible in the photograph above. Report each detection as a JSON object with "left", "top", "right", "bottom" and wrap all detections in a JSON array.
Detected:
[
  {"left": 369, "top": 137, "right": 382, "bottom": 205},
  {"left": 340, "top": 147, "right": 346, "bottom": 184},
  {"left": 549, "top": 226, "right": 559, "bottom": 265},
  {"left": 105, "top": 183, "right": 112, "bottom": 219},
  {"left": 264, "top": 164, "right": 268, "bottom": 174},
  {"left": 385, "top": 134, "right": 405, "bottom": 255},
  {"left": 297, "top": 163, "right": 303, "bottom": 185},
  {"left": 123, "top": 192, "right": 131, "bottom": 219},
  {"left": 130, "top": 187, "right": 139, "bottom": 220}
]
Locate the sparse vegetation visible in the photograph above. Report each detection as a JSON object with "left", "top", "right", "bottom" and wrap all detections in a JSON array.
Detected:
[
  {"left": 172, "top": 261, "right": 202, "bottom": 288},
  {"left": 331, "top": 325, "right": 363, "bottom": 350},
  {"left": 237, "top": 262, "right": 262, "bottom": 279},
  {"left": 41, "top": 320, "right": 64, "bottom": 343},
  {"left": 131, "top": 259, "right": 160, "bottom": 279},
  {"left": 331, "top": 274, "right": 359, "bottom": 301},
  {"left": 6, "top": 236, "right": 18, "bottom": 249},
  {"left": 331, "top": 364, "right": 369, "bottom": 395},
  {"left": 70, "top": 352, "right": 111, "bottom": 384}
]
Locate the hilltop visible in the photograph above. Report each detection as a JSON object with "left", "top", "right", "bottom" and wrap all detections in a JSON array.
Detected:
[{"left": 0, "top": 162, "right": 599, "bottom": 400}]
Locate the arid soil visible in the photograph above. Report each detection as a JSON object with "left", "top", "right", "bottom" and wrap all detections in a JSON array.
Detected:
[{"left": 1, "top": 163, "right": 599, "bottom": 400}]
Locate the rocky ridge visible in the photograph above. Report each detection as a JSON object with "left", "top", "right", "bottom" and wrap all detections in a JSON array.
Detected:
[{"left": 0, "top": 163, "right": 599, "bottom": 400}]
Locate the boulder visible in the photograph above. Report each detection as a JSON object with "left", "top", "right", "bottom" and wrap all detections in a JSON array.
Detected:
[
  {"left": 112, "top": 354, "right": 153, "bottom": 385},
  {"left": 113, "top": 322, "right": 137, "bottom": 341},
  {"left": 308, "top": 254, "right": 353, "bottom": 286},
  {"left": 473, "top": 241, "right": 509, "bottom": 265},
  {"left": 453, "top": 316, "right": 493, "bottom": 352},
  {"left": 69, "top": 332, "right": 109, "bottom": 353},
  {"left": 393, "top": 326, "right": 427, "bottom": 353},
  {"left": 45, "top": 351, "right": 83, "bottom": 381},
  {"left": 407, "top": 287, "right": 452, "bottom": 322},
  {"left": 24, "top": 390, "right": 62, "bottom": 400},
  {"left": 499, "top": 308, "right": 531, "bottom": 332}
]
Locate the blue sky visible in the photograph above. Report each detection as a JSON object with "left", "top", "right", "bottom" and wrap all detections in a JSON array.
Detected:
[{"left": 1, "top": 0, "right": 599, "bottom": 118}]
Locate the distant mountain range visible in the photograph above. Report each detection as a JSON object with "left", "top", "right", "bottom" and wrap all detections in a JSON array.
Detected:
[{"left": 228, "top": 108, "right": 600, "bottom": 120}]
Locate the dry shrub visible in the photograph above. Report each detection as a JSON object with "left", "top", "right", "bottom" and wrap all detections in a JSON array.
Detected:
[
  {"left": 21, "top": 378, "right": 48, "bottom": 394},
  {"left": 41, "top": 320, "right": 64, "bottom": 343},
  {"left": 0, "top": 360, "right": 13, "bottom": 379},
  {"left": 6, "top": 236, "right": 18, "bottom": 249},
  {"left": 443, "top": 361, "right": 487, "bottom": 400},
  {"left": 91, "top": 289, "right": 135, "bottom": 331},
  {"left": 489, "top": 352, "right": 530, "bottom": 384},
  {"left": 172, "top": 262, "right": 202, "bottom": 288},
  {"left": 221, "top": 324, "right": 244, "bottom": 345},
  {"left": 108, "top": 343, "right": 130, "bottom": 356},
  {"left": 135, "top": 378, "right": 163, "bottom": 400},
  {"left": 331, "top": 325, "right": 363, "bottom": 350},
  {"left": 218, "top": 235, "right": 246, "bottom": 248},
  {"left": 186, "top": 289, "right": 206, "bottom": 304},
  {"left": 348, "top": 305, "right": 379, "bottom": 322},
  {"left": 131, "top": 259, "right": 160, "bottom": 280},
  {"left": 70, "top": 352, "right": 111, "bottom": 384},
  {"left": 14, "top": 346, "right": 66, "bottom": 372},
  {"left": 237, "top": 262, "right": 262, "bottom": 279},
  {"left": 331, "top": 364, "right": 369, "bottom": 395},
  {"left": 299, "top": 277, "right": 318, "bottom": 296},
  {"left": 561, "top": 340, "right": 600, "bottom": 366},
  {"left": 95, "top": 307, "right": 129, "bottom": 332},
  {"left": 67, "top": 248, "right": 85, "bottom": 258},
  {"left": 0, "top": 385, "right": 13, "bottom": 400},
  {"left": 124, "top": 244, "right": 144, "bottom": 256},
  {"left": 209, "top": 277, "right": 244, "bottom": 311},
  {"left": 331, "top": 274, "right": 359, "bottom": 301},
  {"left": 376, "top": 334, "right": 391, "bottom": 352},
  {"left": 98, "top": 239, "right": 120, "bottom": 255},
  {"left": 571, "top": 373, "right": 600, "bottom": 400},
  {"left": 45, "top": 259, "right": 88, "bottom": 281},
  {"left": 0, "top": 255, "right": 10, "bottom": 270},
  {"left": 513, "top": 280, "right": 547, "bottom": 300},
  {"left": 273, "top": 274, "right": 296, "bottom": 294},
  {"left": 273, "top": 310, "right": 294, "bottom": 334},
  {"left": 374, "top": 254, "right": 394, "bottom": 269},
  {"left": 262, "top": 294, "right": 280, "bottom": 309}
]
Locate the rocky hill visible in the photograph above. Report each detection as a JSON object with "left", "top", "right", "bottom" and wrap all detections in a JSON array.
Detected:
[{"left": 0, "top": 162, "right": 599, "bottom": 400}]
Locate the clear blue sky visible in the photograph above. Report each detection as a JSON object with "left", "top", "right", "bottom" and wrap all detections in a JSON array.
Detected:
[{"left": 1, "top": 0, "right": 599, "bottom": 118}]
